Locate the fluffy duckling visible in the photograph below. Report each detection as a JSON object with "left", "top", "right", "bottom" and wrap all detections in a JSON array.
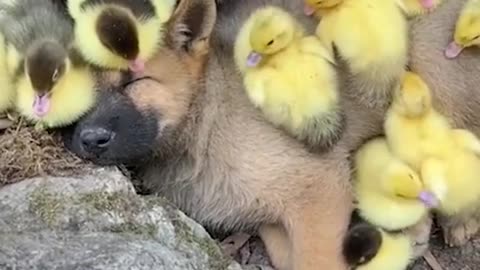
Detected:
[
  {"left": 234, "top": 6, "right": 343, "bottom": 151},
  {"left": 343, "top": 211, "right": 414, "bottom": 270},
  {"left": 384, "top": 71, "right": 480, "bottom": 216},
  {"left": 384, "top": 71, "right": 459, "bottom": 170},
  {"left": 68, "top": 0, "right": 176, "bottom": 74},
  {"left": 305, "top": 0, "right": 409, "bottom": 108},
  {"left": 445, "top": 0, "right": 480, "bottom": 59},
  {"left": 1, "top": 0, "right": 96, "bottom": 129},
  {"left": 354, "top": 138, "right": 433, "bottom": 231},
  {"left": 396, "top": 0, "right": 443, "bottom": 17}
]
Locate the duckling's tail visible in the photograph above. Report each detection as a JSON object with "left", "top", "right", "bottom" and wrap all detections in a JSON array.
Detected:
[{"left": 296, "top": 105, "right": 345, "bottom": 153}]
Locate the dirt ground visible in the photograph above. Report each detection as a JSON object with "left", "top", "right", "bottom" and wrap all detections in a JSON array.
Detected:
[
  {"left": 228, "top": 228, "right": 480, "bottom": 270},
  {"left": 411, "top": 228, "right": 480, "bottom": 270}
]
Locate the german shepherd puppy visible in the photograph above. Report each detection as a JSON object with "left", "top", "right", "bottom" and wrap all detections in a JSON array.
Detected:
[{"left": 64, "top": 0, "right": 480, "bottom": 269}]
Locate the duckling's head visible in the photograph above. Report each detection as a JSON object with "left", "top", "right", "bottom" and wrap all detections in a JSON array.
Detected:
[
  {"left": 388, "top": 167, "right": 422, "bottom": 199},
  {"left": 246, "top": 7, "right": 298, "bottom": 67},
  {"left": 249, "top": 8, "right": 297, "bottom": 55},
  {"left": 303, "top": 0, "right": 343, "bottom": 16},
  {"left": 96, "top": 6, "right": 145, "bottom": 74},
  {"left": 25, "top": 40, "right": 69, "bottom": 117},
  {"left": 393, "top": 72, "right": 432, "bottom": 117},
  {"left": 342, "top": 222, "right": 382, "bottom": 268},
  {"left": 445, "top": 10, "right": 480, "bottom": 58}
]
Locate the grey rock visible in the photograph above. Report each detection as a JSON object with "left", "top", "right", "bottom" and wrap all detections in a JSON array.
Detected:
[{"left": 0, "top": 168, "right": 242, "bottom": 270}]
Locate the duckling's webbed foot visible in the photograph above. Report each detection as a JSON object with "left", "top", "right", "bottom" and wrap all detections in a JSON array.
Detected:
[
  {"left": 438, "top": 213, "right": 480, "bottom": 247},
  {"left": 403, "top": 214, "right": 433, "bottom": 259}
]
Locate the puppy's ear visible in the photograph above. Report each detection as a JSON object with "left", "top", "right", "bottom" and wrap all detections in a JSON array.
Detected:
[{"left": 166, "top": 0, "right": 217, "bottom": 56}]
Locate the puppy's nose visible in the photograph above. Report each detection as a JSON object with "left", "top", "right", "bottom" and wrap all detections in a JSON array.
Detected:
[{"left": 79, "top": 127, "right": 114, "bottom": 154}]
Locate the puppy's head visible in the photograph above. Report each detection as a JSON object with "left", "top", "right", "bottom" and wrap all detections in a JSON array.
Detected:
[{"left": 64, "top": 0, "right": 216, "bottom": 166}]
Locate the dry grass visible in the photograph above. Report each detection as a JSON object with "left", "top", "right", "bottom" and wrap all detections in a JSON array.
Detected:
[{"left": 0, "top": 117, "right": 94, "bottom": 186}]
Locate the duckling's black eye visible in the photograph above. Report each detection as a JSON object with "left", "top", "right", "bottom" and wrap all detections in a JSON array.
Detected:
[
  {"left": 473, "top": 35, "right": 480, "bottom": 40},
  {"left": 52, "top": 69, "right": 59, "bottom": 82},
  {"left": 267, "top": 40, "right": 274, "bottom": 46}
]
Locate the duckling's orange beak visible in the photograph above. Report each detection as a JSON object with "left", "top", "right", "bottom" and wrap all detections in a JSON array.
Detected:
[
  {"left": 32, "top": 93, "right": 51, "bottom": 117},
  {"left": 444, "top": 41, "right": 464, "bottom": 59},
  {"left": 420, "top": 0, "right": 434, "bottom": 9},
  {"left": 128, "top": 58, "right": 145, "bottom": 75},
  {"left": 303, "top": 4, "right": 316, "bottom": 16}
]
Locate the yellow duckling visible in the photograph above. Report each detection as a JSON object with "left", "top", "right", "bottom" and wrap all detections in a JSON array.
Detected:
[
  {"left": 14, "top": 48, "right": 97, "bottom": 129},
  {"left": 384, "top": 71, "right": 480, "bottom": 216},
  {"left": 234, "top": 5, "right": 343, "bottom": 151},
  {"left": 384, "top": 71, "right": 455, "bottom": 168},
  {"left": 354, "top": 138, "right": 432, "bottom": 231},
  {"left": 1, "top": 0, "right": 97, "bottom": 129},
  {"left": 343, "top": 213, "right": 414, "bottom": 270},
  {"left": 445, "top": 0, "right": 480, "bottom": 58},
  {"left": 68, "top": 0, "right": 176, "bottom": 74},
  {"left": 304, "top": 0, "right": 408, "bottom": 108}
]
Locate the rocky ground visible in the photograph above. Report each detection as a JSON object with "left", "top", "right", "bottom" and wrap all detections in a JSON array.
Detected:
[
  {"left": 0, "top": 163, "right": 478, "bottom": 269},
  {"left": 0, "top": 168, "right": 241, "bottom": 270}
]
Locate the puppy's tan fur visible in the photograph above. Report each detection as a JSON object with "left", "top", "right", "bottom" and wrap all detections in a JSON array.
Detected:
[{"left": 97, "top": 0, "right": 480, "bottom": 269}]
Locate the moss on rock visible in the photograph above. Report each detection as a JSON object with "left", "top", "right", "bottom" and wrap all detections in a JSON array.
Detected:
[
  {"left": 107, "top": 222, "right": 158, "bottom": 237},
  {"left": 170, "top": 212, "right": 231, "bottom": 270},
  {"left": 78, "top": 191, "right": 138, "bottom": 213},
  {"left": 28, "top": 187, "right": 65, "bottom": 227},
  {"left": 79, "top": 191, "right": 159, "bottom": 238}
]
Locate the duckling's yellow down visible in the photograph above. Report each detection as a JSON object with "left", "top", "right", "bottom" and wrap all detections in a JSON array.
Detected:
[
  {"left": 385, "top": 71, "right": 480, "bottom": 216},
  {"left": 315, "top": 0, "right": 408, "bottom": 87},
  {"left": 354, "top": 138, "right": 429, "bottom": 230},
  {"left": 357, "top": 230, "right": 413, "bottom": 270},
  {"left": 234, "top": 6, "right": 341, "bottom": 149},
  {"left": 15, "top": 63, "right": 96, "bottom": 128},
  {"left": 73, "top": 4, "right": 164, "bottom": 70}
]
